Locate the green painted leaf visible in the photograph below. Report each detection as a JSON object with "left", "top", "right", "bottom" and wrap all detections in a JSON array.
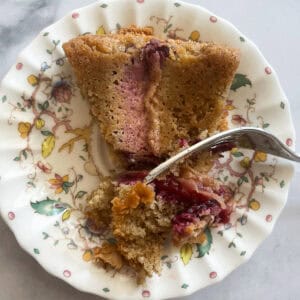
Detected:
[
  {"left": 34, "top": 248, "right": 40, "bottom": 254},
  {"left": 237, "top": 232, "right": 243, "bottom": 238},
  {"left": 46, "top": 49, "right": 52, "bottom": 55},
  {"left": 230, "top": 73, "right": 252, "bottom": 91},
  {"left": 232, "top": 151, "right": 244, "bottom": 157},
  {"left": 164, "top": 23, "right": 172, "bottom": 33},
  {"left": 280, "top": 180, "right": 285, "bottom": 188},
  {"left": 75, "top": 191, "right": 87, "bottom": 199},
  {"left": 263, "top": 123, "right": 270, "bottom": 128},
  {"left": 280, "top": 101, "right": 285, "bottom": 109},
  {"left": 58, "top": 106, "right": 62, "bottom": 112},
  {"left": 42, "top": 232, "right": 49, "bottom": 239},
  {"left": 79, "top": 155, "right": 86, "bottom": 161},
  {"left": 76, "top": 174, "right": 83, "bottom": 182},
  {"left": 237, "top": 177, "right": 243, "bottom": 186},
  {"left": 161, "top": 255, "right": 168, "bottom": 260},
  {"left": 64, "top": 181, "right": 74, "bottom": 188},
  {"left": 174, "top": 2, "right": 181, "bottom": 7},
  {"left": 238, "top": 175, "right": 248, "bottom": 186},
  {"left": 242, "top": 176, "right": 248, "bottom": 183},
  {"left": 246, "top": 98, "right": 255, "bottom": 105},
  {"left": 41, "top": 130, "right": 53, "bottom": 136},
  {"left": 43, "top": 32, "right": 49, "bottom": 36},
  {"left": 103, "top": 288, "right": 110, "bottom": 293},
  {"left": 240, "top": 36, "right": 245, "bottom": 42},
  {"left": 181, "top": 283, "right": 189, "bottom": 289},
  {"left": 217, "top": 230, "right": 223, "bottom": 236},
  {"left": 54, "top": 240, "right": 59, "bottom": 246},
  {"left": 100, "top": 3, "right": 108, "bottom": 8},
  {"left": 239, "top": 214, "right": 248, "bottom": 225},
  {"left": 2, "top": 95, "right": 7, "bottom": 103},
  {"left": 228, "top": 241, "right": 236, "bottom": 248},
  {"left": 13, "top": 156, "right": 20, "bottom": 161},
  {"left": 166, "top": 262, "right": 172, "bottom": 269},
  {"left": 22, "top": 149, "right": 27, "bottom": 159},
  {"left": 27, "top": 181, "right": 36, "bottom": 188},
  {"left": 43, "top": 100, "right": 49, "bottom": 110},
  {"left": 116, "top": 23, "right": 121, "bottom": 30},
  {"left": 240, "top": 250, "right": 246, "bottom": 256},
  {"left": 82, "top": 143, "right": 88, "bottom": 152},
  {"left": 196, "top": 228, "right": 212, "bottom": 258},
  {"left": 224, "top": 176, "right": 228, "bottom": 182},
  {"left": 31, "top": 198, "right": 69, "bottom": 216}
]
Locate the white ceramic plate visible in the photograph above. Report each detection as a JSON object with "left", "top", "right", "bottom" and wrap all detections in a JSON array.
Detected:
[{"left": 0, "top": 0, "right": 295, "bottom": 299}]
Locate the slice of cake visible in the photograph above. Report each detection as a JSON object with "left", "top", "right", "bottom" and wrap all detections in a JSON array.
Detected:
[
  {"left": 63, "top": 26, "right": 239, "bottom": 159},
  {"left": 85, "top": 171, "right": 233, "bottom": 283},
  {"left": 65, "top": 26, "right": 240, "bottom": 284}
]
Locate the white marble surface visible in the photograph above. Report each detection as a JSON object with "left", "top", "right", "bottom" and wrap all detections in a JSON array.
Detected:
[{"left": 1, "top": 0, "right": 300, "bottom": 299}]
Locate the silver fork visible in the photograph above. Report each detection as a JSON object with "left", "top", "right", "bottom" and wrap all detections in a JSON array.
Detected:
[{"left": 144, "top": 127, "right": 297, "bottom": 184}]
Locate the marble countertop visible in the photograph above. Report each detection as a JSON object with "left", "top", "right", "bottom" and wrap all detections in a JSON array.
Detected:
[{"left": 1, "top": 0, "right": 300, "bottom": 299}]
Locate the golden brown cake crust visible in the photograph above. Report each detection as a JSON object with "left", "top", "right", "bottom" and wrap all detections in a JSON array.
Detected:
[{"left": 63, "top": 27, "right": 239, "bottom": 157}]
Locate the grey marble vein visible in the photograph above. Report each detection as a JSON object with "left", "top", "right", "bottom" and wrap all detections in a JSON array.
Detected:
[{"left": 0, "top": 0, "right": 58, "bottom": 78}]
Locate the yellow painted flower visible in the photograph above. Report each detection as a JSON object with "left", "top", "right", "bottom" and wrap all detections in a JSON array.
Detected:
[
  {"left": 96, "top": 25, "right": 106, "bottom": 35},
  {"left": 225, "top": 104, "right": 236, "bottom": 110},
  {"left": 231, "top": 147, "right": 238, "bottom": 154},
  {"left": 48, "top": 174, "right": 69, "bottom": 194},
  {"left": 189, "top": 30, "right": 200, "bottom": 42},
  {"left": 42, "top": 135, "right": 55, "bottom": 158},
  {"left": 82, "top": 250, "right": 93, "bottom": 262},
  {"left": 62, "top": 209, "right": 71, "bottom": 222},
  {"left": 27, "top": 74, "right": 39, "bottom": 86},
  {"left": 35, "top": 118, "right": 45, "bottom": 129},
  {"left": 18, "top": 122, "right": 31, "bottom": 138},
  {"left": 240, "top": 157, "right": 251, "bottom": 169},
  {"left": 225, "top": 100, "right": 236, "bottom": 111},
  {"left": 180, "top": 243, "right": 193, "bottom": 265},
  {"left": 254, "top": 151, "right": 267, "bottom": 162},
  {"left": 249, "top": 199, "right": 261, "bottom": 211}
]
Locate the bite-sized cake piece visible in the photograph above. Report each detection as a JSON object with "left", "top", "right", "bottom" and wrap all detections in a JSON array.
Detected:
[
  {"left": 85, "top": 177, "right": 115, "bottom": 232},
  {"left": 85, "top": 171, "right": 233, "bottom": 283},
  {"left": 111, "top": 181, "right": 177, "bottom": 283},
  {"left": 63, "top": 26, "right": 240, "bottom": 158}
]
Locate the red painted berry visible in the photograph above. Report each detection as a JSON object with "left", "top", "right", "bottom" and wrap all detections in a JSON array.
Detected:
[
  {"left": 265, "top": 67, "right": 272, "bottom": 75},
  {"left": 286, "top": 138, "right": 293, "bottom": 147},
  {"left": 266, "top": 214, "right": 273, "bottom": 222},
  {"left": 210, "top": 16, "right": 217, "bottom": 23},
  {"left": 72, "top": 12, "right": 79, "bottom": 19},
  {"left": 16, "top": 63, "right": 23, "bottom": 70},
  {"left": 63, "top": 270, "right": 71, "bottom": 278},
  {"left": 142, "top": 290, "right": 150, "bottom": 297},
  {"left": 8, "top": 212, "right": 15, "bottom": 220}
]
